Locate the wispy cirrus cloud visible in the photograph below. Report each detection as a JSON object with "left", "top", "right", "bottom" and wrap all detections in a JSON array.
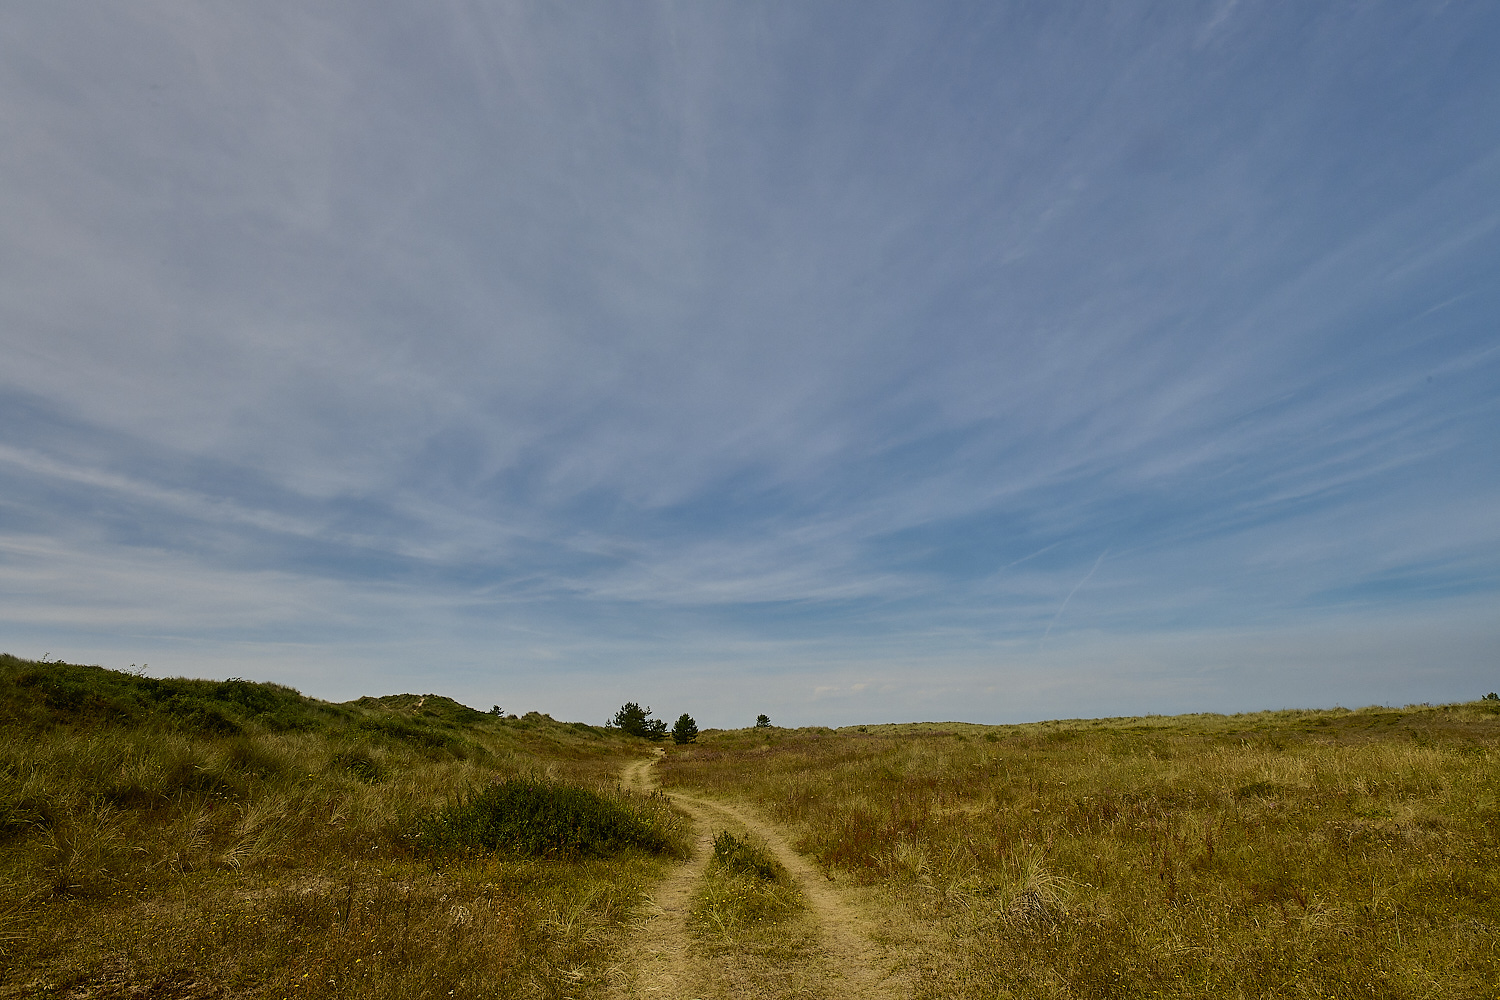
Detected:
[{"left": 1, "top": 2, "right": 1497, "bottom": 725}]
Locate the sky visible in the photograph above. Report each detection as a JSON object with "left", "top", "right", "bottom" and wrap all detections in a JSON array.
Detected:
[{"left": 2, "top": 2, "right": 1497, "bottom": 728}]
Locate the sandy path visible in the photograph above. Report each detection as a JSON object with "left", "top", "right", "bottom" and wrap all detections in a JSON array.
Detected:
[
  {"left": 611, "top": 751, "right": 912, "bottom": 1000},
  {"left": 609, "top": 755, "right": 718, "bottom": 997}
]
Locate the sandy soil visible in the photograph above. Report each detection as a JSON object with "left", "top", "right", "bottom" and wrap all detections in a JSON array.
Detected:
[{"left": 608, "top": 751, "right": 913, "bottom": 1000}]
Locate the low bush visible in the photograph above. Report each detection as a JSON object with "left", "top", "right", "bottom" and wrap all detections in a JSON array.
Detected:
[{"left": 416, "top": 777, "right": 685, "bottom": 859}]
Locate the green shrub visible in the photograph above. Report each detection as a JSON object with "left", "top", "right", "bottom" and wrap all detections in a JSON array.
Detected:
[{"left": 416, "top": 778, "right": 683, "bottom": 858}]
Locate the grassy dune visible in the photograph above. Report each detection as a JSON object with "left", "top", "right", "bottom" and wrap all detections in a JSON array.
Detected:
[
  {"left": 0, "top": 654, "right": 681, "bottom": 999},
  {"left": 660, "top": 706, "right": 1500, "bottom": 999}
]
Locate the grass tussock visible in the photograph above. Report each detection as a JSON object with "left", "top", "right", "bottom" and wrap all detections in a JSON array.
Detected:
[
  {"left": 0, "top": 653, "right": 668, "bottom": 999},
  {"left": 691, "top": 830, "right": 802, "bottom": 939},
  {"left": 711, "top": 829, "right": 780, "bottom": 880},
  {"left": 664, "top": 703, "right": 1500, "bottom": 999}
]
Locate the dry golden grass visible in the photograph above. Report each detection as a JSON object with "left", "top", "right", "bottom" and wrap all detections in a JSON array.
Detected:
[
  {"left": 0, "top": 656, "right": 675, "bottom": 999},
  {"left": 660, "top": 703, "right": 1500, "bottom": 999},
  {"left": 12, "top": 652, "right": 1499, "bottom": 999}
]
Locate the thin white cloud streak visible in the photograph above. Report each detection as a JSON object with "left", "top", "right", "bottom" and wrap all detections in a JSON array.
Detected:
[
  {"left": 1041, "top": 548, "right": 1109, "bottom": 646},
  {"left": 0, "top": 445, "right": 332, "bottom": 544}
]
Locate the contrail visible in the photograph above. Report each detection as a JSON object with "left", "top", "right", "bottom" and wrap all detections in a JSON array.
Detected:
[
  {"left": 1041, "top": 547, "right": 1109, "bottom": 646},
  {"left": 998, "top": 541, "right": 1061, "bottom": 573}
]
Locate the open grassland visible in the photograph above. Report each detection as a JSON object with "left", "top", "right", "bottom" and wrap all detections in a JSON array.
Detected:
[
  {"left": 9, "top": 651, "right": 1498, "bottom": 999},
  {"left": 660, "top": 705, "right": 1500, "bottom": 999},
  {"left": 0, "top": 654, "right": 683, "bottom": 1000}
]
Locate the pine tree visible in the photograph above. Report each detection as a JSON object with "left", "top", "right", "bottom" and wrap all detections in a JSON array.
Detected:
[
  {"left": 671, "top": 713, "right": 698, "bottom": 744},
  {"left": 612, "top": 702, "right": 651, "bottom": 738},
  {"left": 613, "top": 702, "right": 670, "bottom": 740}
]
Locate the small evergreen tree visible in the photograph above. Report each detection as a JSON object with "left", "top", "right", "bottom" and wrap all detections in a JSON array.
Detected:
[
  {"left": 755, "top": 713, "right": 771, "bottom": 728},
  {"left": 613, "top": 702, "right": 651, "bottom": 738},
  {"left": 613, "top": 702, "right": 669, "bottom": 740},
  {"left": 671, "top": 713, "right": 698, "bottom": 744}
]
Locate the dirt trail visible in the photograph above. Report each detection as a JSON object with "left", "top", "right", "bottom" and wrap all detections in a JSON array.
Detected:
[
  {"left": 611, "top": 751, "right": 911, "bottom": 1000},
  {"left": 609, "top": 755, "right": 717, "bottom": 997}
]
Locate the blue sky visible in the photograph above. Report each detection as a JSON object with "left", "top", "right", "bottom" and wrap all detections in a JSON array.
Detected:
[{"left": 2, "top": 2, "right": 1497, "bottom": 727}]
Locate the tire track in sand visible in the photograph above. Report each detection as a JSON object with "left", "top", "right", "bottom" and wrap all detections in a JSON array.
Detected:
[{"left": 613, "top": 751, "right": 911, "bottom": 1000}]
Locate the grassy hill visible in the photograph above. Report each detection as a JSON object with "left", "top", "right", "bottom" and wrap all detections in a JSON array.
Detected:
[{"left": 0, "top": 654, "right": 681, "bottom": 999}]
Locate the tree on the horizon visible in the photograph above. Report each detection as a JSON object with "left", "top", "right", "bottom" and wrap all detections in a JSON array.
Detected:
[
  {"left": 671, "top": 713, "right": 698, "bottom": 744},
  {"left": 755, "top": 714, "right": 771, "bottom": 729},
  {"left": 612, "top": 702, "right": 669, "bottom": 741},
  {"left": 612, "top": 702, "right": 650, "bottom": 737}
]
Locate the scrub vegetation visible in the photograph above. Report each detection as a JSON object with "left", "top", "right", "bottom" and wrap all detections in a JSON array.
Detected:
[
  {"left": 0, "top": 654, "right": 683, "bottom": 999},
  {"left": 661, "top": 704, "right": 1500, "bottom": 999}
]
